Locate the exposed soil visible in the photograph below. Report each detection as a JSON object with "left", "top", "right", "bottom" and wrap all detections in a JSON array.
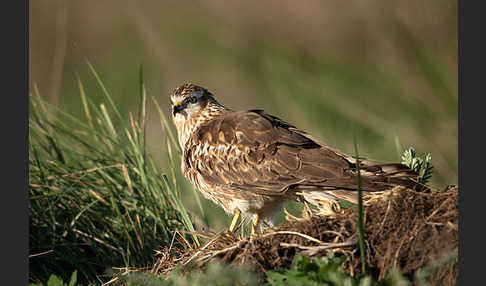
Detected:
[{"left": 150, "top": 185, "right": 458, "bottom": 285}]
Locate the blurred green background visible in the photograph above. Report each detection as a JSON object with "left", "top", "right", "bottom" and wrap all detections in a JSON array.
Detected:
[{"left": 30, "top": 0, "right": 457, "bottom": 230}]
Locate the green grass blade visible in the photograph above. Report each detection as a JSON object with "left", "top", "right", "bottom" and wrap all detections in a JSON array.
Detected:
[
  {"left": 86, "top": 59, "right": 123, "bottom": 122},
  {"left": 353, "top": 134, "right": 367, "bottom": 276},
  {"left": 161, "top": 175, "right": 199, "bottom": 246},
  {"left": 153, "top": 97, "right": 180, "bottom": 154},
  {"left": 76, "top": 73, "right": 94, "bottom": 129}
]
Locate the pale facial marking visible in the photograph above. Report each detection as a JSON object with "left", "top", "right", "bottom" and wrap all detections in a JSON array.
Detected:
[{"left": 170, "top": 91, "right": 200, "bottom": 106}]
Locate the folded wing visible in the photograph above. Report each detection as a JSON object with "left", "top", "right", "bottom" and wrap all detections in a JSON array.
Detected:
[{"left": 184, "top": 110, "right": 416, "bottom": 199}]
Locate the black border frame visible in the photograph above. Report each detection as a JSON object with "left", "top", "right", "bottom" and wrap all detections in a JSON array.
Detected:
[{"left": 1, "top": 0, "right": 29, "bottom": 284}]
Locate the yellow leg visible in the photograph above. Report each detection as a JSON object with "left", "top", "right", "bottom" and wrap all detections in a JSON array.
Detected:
[
  {"left": 251, "top": 214, "right": 260, "bottom": 235},
  {"left": 229, "top": 209, "right": 241, "bottom": 233}
]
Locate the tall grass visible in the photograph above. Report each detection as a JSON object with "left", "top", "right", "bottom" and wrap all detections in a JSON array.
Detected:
[{"left": 29, "top": 69, "right": 196, "bottom": 284}]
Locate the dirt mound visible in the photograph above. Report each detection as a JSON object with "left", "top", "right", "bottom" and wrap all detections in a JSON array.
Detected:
[{"left": 152, "top": 186, "right": 458, "bottom": 285}]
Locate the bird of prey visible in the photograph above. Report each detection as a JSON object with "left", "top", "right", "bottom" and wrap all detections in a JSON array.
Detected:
[{"left": 169, "top": 83, "right": 417, "bottom": 235}]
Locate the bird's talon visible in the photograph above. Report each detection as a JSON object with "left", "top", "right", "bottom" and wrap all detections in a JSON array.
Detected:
[{"left": 228, "top": 209, "right": 241, "bottom": 233}]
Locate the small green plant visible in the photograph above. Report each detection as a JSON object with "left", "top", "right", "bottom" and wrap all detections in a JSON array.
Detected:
[
  {"left": 265, "top": 253, "right": 372, "bottom": 286},
  {"left": 29, "top": 271, "right": 81, "bottom": 286},
  {"left": 401, "top": 147, "right": 434, "bottom": 184}
]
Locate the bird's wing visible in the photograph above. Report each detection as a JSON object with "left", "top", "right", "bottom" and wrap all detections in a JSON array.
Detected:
[{"left": 184, "top": 110, "right": 414, "bottom": 197}]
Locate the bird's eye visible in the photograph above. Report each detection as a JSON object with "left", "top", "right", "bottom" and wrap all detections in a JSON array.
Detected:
[{"left": 190, "top": 96, "right": 197, "bottom": 103}]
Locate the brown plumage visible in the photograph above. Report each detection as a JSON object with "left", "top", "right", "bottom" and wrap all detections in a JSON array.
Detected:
[{"left": 169, "top": 83, "right": 417, "bottom": 233}]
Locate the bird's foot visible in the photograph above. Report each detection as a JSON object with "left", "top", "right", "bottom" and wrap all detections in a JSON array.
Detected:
[
  {"left": 249, "top": 214, "right": 260, "bottom": 242},
  {"left": 228, "top": 209, "right": 241, "bottom": 234}
]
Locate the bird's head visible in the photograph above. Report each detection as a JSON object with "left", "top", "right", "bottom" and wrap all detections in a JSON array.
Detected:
[
  {"left": 169, "top": 83, "right": 225, "bottom": 144},
  {"left": 170, "top": 83, "right": 215, "bottom": 118}
]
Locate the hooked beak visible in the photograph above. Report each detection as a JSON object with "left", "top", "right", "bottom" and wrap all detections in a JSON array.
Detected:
[
  {"left": 172, "top": 101, "right": 187, "bottom": 116},
  {"left": 172, "top": 104, "right": 183, "bottom": 116}
]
